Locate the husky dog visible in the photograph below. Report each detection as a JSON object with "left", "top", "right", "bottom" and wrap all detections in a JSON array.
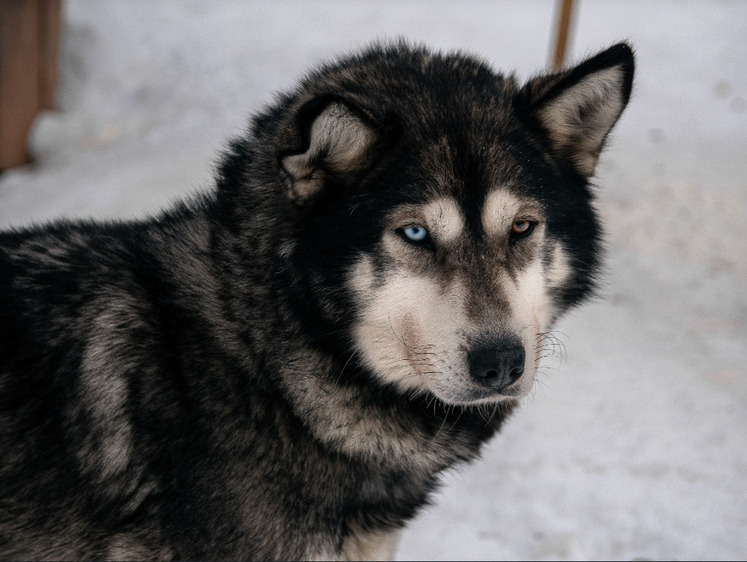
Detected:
[{"left": 0, "top": 42, "right": 634, "bottom": 559}]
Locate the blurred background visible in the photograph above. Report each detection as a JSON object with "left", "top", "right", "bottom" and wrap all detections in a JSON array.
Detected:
[{"left": 0, "top": 1, "right": 745, "bottom": 559}]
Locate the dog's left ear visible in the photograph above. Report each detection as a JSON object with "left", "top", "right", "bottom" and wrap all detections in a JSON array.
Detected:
[
  {"left": 517, "top": 43, "right": 635, "bottom": 178},
  {"left": 280, "top": 99, "right": 380, "bottom": 202}
]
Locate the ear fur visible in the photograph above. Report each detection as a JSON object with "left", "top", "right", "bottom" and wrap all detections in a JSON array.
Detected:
[
  {"left": 517, "top": 43, "right": 635, "bottom": 177},
  {"left": 281, "top": 101, "right": 378, "bottom": 201}
]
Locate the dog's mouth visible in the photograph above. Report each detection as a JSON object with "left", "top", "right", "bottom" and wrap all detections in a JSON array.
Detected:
[
  {"left": 459, "top": 381, "right": 523, "bottom": 402},
  {"left": 424, "top": 373, "right": 527, "bottom": 406}
]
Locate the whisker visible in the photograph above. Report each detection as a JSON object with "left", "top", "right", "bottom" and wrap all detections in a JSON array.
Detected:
[
  {"left": 387, "top": 314, "right": 436, "bottom": 355},
  {"left": 427, "top": 407, "right": 451, "bottom": 446},
  {"left": 485, "top": 402, "right": 502, "bottom": 425},
  {"left": 334, "top": 350, "right": 357, "bottom": 386},
  {"left": 446, "top": 408, "right": 465, "bottom": 432}
]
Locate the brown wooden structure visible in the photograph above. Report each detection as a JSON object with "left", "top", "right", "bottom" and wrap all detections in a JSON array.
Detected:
[{"left": 0, "top": 0, "right": 61, "bottom": 171}]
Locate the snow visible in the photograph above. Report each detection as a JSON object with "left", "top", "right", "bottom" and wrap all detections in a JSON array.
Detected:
[{"left": 1, "top": 1, "right": 745, "bottom": 559}]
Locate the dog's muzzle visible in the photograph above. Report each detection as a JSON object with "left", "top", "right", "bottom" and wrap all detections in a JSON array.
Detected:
[{"left": 468, "top": 337, "right": 525, "bottom": 394}]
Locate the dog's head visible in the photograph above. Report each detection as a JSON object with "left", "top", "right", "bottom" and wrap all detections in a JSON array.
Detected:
[{"left": 266, "top": 43, "right": 634, "bottom": 406}]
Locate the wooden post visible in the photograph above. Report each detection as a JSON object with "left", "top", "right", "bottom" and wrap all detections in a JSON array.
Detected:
[
  {"left": 0, "top": 0, "right": 61, "bottom": 171},
  {"left": 551, "top": 0, "right": 576, "bottom": 71},
  {"left": 38, "top": 0, "right": 62, "bottom": 111}
]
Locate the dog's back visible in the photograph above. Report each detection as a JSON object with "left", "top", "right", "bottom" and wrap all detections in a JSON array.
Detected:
[{"left": 0, "top": 219, "right": 200, "bottom": 557}]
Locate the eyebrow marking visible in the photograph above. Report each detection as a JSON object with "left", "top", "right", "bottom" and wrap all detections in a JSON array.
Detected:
[
  {"left": 423, "top": 197, "right": 465, "bottom": 243},
  {"left": 481, "top": 189, "right": 543, "bottom": 237}
]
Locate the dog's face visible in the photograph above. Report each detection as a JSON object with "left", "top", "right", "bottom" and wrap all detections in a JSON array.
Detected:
[
  {"left": 276, "top": 43, "right": 634, "bottom": 406},
  {"left": 347, "top": 188, "right": 565, "bottom": 405}
]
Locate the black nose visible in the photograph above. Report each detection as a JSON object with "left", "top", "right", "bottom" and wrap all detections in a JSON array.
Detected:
[{"left": 468, "top": 339, "right": 525, "bottom": 391}]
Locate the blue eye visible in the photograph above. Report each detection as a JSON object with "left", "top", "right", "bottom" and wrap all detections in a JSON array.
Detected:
[{"left": 403, "top": 226, "right": 429, "bottom": 242}]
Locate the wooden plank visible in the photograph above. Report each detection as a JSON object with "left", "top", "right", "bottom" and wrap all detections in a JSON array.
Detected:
[
  {"left": 38, "top": 0, "right": 61, "bottom": 111},
  {"left": 0, "top": 0, "right": 40, "bottom": 170}
]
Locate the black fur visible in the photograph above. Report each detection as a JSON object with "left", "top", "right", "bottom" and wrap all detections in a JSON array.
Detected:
[{"left": 0, "top": 42, "right": 633, "bottom": 559}]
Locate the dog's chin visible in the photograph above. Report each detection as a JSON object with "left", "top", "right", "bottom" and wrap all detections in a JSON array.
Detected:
[{"left": 425, "top": 378, "right": 529, "bottom": 407}]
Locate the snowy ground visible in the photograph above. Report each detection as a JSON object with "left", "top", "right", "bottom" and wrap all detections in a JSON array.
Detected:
[{"left": 1, "top": 1, "right": 745, "bottom": 560}]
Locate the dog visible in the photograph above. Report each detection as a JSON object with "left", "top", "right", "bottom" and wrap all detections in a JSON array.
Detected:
[{"left": 0, "top": 41, "right": 634, "bottom": 560}]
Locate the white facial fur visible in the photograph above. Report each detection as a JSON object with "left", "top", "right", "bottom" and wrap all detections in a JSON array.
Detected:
[{"left": 349, "top": 191, "right": 570, "bottom": 406}]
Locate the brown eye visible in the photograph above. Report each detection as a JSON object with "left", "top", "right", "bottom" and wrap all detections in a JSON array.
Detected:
[{"left": 510, "top": 219, "right": 536, "bottom": 240}]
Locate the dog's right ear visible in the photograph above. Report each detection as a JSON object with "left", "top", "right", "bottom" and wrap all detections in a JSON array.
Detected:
[{"left": 280, "top": 100, "right": 381, "bottom": 202}]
